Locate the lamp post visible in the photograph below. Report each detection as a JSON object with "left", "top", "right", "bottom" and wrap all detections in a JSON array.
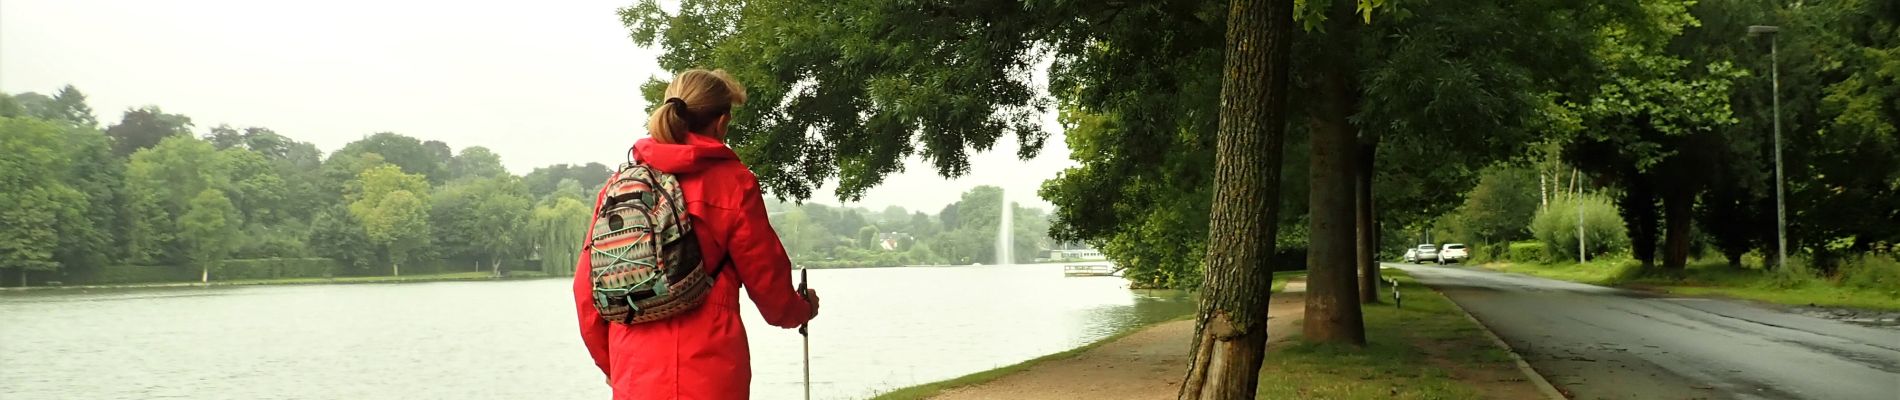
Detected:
[{"left": 1748, "top": 25, "right": 1787, "bottom": 270}]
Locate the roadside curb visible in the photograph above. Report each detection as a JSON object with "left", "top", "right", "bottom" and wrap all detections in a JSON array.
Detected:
[{"left": 1431, "top": 285, "right": 1567, "bottom": 400}]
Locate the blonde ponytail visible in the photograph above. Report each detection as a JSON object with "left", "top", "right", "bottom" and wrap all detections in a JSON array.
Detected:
[{"left": 646, "top": 69, "right": 749, "bottom": 144}]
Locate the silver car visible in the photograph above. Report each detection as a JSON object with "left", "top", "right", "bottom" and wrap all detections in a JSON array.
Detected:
[{"left": 1404, "top": 244, "right": 1439, "bottom": 263}]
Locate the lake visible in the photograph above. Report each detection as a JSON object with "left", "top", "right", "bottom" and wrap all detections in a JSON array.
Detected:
[{"left": 0, "top": 264, "right": 1192, "bottom": 399}]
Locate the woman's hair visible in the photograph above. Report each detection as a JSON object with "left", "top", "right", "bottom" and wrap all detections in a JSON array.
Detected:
[{"left": 647, "top": 69, "right": 749, "bottom": 144}]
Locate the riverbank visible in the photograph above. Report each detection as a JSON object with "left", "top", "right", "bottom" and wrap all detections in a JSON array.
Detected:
[
  {"left": 0, "top": 271, "right": 523, "bottom": 292},
  {"left": 1477, "top": 258, "right": 1900, "bottom": 311},
  {"left": 870, "top": 271, "right": 1303, "bottom": 399},
  {"left": 875, "top": 271, "right": 1548, "bottom": 399}
]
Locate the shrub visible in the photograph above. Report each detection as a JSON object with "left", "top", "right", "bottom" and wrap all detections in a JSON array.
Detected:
[
  {"left": 210, "top": 258, "right": 342, "bottom": 280},
  {"left": 1839, "top": 254, "right": 1900, "bottom": 291},
  {"left": 1769, "top": 256, "right": 1818, "bottom": 289},
  {"left": 1507, "top": 242, "right": 1547, "bottom": 263},
  {"left": 1530, "top": 194, "right": 1629, "bottom": 261}
]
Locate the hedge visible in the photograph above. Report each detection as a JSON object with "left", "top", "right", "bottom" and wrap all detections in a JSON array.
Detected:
[
  {"left": 210, "top": 258, "right": 342, "bottom": 280},
  {"left": 76, "top": 264, "right": 196, "bottom": 285},
  {"left": 1507, "top": 242, "right": 1547, "bottom": 263}
]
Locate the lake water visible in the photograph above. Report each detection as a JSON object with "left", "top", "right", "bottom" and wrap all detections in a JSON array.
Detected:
[{"left": 0, "top": 264, "right": 1191, "bottom": 399}]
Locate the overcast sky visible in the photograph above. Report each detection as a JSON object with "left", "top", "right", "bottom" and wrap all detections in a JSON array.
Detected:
[{"left": 0, "top": 0, "right": 1072, "bottom": 213}]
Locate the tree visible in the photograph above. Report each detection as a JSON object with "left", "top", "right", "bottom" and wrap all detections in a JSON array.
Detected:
[
  {"left": 0, "top": 117, "right": 88, "bottom": 285},
  {"left": 348, "top": 165, "right": 432, "bottom": 276},
  {"left": 179, "top": 189, "right": 240, "bottom": 282},
  {"left": 857, "top": 226, "right": 881, "bottom": 250},
  {"left": 51, "top": 85, "right": 99, "bottom": 129},
  {"left": 1178, "top": 0, "right": 1296, "bottom": 397},
  {"left": 329, "top": 132, "right": 452, "bottom": 184},
  {"left": 1301, "top": 0, "right": 1367, "bottom": 344},
  {"left": 531, "top": 196, "right": 592, "bottom": 275},
  {"left": 310, "top": 207, "right": 375, "bottom": 272},
  {"left": 1565, "top": 25, "right": 1743, "bottom": 271},
  {"left": 1453, "top": 167, "right": 1541, "bottom": 244},
  {"left": 123, "top": 136, "right": 224, "bottom": 263},
  {"left": 432, "top": 176, "right": 534, "bottom": 274},
  {"left": 449, "top": 146, "right": 509, "bottom": 180},
  {"left": 105, "top": 106, "right": 194, "bottom": 156},
  {"left": 2, "top": 92, "right": 56, "bottom": 120},
  {"left": 520, "top": 162, "right": 608, "bottom": 200}
]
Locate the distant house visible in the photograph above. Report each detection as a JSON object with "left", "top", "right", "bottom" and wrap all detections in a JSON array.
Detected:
[{"left": 875, "top": 232, "right": 912, "bottom": 251}]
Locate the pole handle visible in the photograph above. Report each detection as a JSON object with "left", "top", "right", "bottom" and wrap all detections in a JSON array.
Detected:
[{"left": 798, "top": 266, "right": 809, "bottom": 336}]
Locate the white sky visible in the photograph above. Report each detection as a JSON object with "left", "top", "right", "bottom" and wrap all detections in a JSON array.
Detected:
[{"left": 0, "top": 0, "right": 1071, "bottom": 212}]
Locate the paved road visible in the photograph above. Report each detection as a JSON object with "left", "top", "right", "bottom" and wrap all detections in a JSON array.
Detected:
[{"left": 1391, "top": 263, "right": 1900, "bottom": 400}]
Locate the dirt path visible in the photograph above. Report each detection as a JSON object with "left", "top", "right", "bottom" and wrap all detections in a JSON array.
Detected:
[{"left": 932, "top": 282, "right": 1308, "bottom": 400}]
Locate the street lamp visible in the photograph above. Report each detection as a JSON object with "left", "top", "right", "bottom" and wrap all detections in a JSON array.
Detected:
[{"left": 1748, "top": 25, "right": 1787, "bottom": 270}]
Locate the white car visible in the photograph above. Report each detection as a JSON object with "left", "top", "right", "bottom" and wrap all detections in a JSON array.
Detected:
[{"left": 1437, "top": 243, "right": 1468, "bottom": 264}]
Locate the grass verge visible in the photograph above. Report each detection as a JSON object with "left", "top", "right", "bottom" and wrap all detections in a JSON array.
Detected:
[
  {"left": 1480, "top": 258, "right": 1900, "bottom": 310},
  {"left": 1256, "top": 270, "right": 1527, "bottom": 399},
  {"left": 871, "top": 271, "right": 1309, "bottom": 400}
]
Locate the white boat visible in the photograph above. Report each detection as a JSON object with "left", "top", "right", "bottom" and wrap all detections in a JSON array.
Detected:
[{"left": 1063, "top": 264, "right": 1118, "bottom": 277}]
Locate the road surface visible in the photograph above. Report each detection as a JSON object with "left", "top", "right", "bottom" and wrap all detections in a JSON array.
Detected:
[{"left": 1392, "top": 263, "right": 1900, "bottom": 400}]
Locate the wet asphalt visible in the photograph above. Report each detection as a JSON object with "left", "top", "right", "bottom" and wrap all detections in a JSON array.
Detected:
[{"left": 1390, "top": 263, "right": 1900, "bottom": 400}]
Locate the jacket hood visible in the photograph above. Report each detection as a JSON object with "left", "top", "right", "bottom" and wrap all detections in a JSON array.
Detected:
[{"left": 632, "top": 133, "right": 738, "bottom": 174}]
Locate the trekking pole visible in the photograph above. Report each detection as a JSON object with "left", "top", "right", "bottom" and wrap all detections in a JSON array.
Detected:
[{"left": 798, "top": 266, "right": 811, "bottom": 400}]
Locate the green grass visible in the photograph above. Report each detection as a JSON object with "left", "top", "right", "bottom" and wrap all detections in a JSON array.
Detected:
[
  {"left": 1481, "top": 258, "right": 1900, "bottom": 310},
  {"left": 1256, "top": 270, "right": 1520, "bottom": 399},
  {"left": 1479, "top": 258, "right": 1644, "bottom": 286}
]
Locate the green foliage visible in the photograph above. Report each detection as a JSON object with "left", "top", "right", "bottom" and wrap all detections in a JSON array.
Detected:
[
  {"left": 210, "top": 258, "right": 341, "bottom": 280},
  {"left": 1530, "top": 194, "right": 1630, "bottom": 261},
  {"left": 523, "top": 163, "right": 611, "bottom": 201},
  {"left": 1448, "top": 167, "right": 1540, "bottom": 244},
  {"left": 179, "top": 189, "right": 241, "bottom": 269},
  {"left": 328, "top": 132, "right": 452, "bottom": 184},
  {"left": 531, "top": 197, "right": 592, "bottom": 275},
  {"left": 1, "top": 116, "right": 112, "bottom": 276},
  {"left": 448, "top": 146, "right": 508, "bottom": 180},
  {"left": 1837, "top": 254, "right": 1900, "bottom": 291},
  {"left": 1506, "top": 242, "right": 1548, "bottom": 263},
  {"left": 622, "top": 0, "right": 1053, "bottom": 201},
  {"left": 348, "top": 165, "right": 432, "bottom": 274},
  {"left": 105, "top": 106, "right": 193, "bottom": 157},
  {"left": 431, "top": 176, "right": 534, "bottom": 268}
]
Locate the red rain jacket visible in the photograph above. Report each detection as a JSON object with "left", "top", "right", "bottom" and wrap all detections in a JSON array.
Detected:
[{"left": 574, "top": 133, "right": 814, "bottom": 400}]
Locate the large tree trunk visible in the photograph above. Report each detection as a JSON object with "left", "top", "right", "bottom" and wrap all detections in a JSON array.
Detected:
[
  {"left": 1356, "top": 142, "right": 1379, "bottom": 304},
  {"left": 1662, "top": 189, "right": 1693, "bottom": 270},
  {"left": 1302, "top": 0, "right": 1365, "bottom": 345},
  {"left": 1619, "top": 172, "right": 1659, "bottom": 270},
  {"left": 1177, "top": 0, "right": 1293, "bottom": 397}
]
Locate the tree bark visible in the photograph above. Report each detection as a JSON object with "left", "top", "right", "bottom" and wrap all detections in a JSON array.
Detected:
[
  {"left": 1662, "top": 188, "right": 1692, "bottom": 270},
  {"left": 1302, "top": 0, "right": 1366, "bottom": 345},
  {"left": 1356, "top": 142, "right": 1379, "bottom": 304},
  {"left": 1619, "top": 172, "right": 1658, "bottom": 270},
  {"left": 1178, "top": 0, "right": 1293, "bottom": 397}
]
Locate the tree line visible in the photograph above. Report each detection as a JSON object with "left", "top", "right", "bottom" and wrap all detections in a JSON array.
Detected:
[
  {"left": 626, "top": 0, "right": 1893, "bottom": 397},
  {"left": 0, "top": 89, "right": 1061, "bottom": 285},
  {"left": 765, "top": 185, "right": 1056, "bottom": 268},
  {"left": 2, "top": 87, "right": 619, "bottom": 284}
]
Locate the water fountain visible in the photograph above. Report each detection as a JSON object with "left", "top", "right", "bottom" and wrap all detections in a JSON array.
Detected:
[{"left": 996, "top": 187, "right": 1013, "bottom": 265}]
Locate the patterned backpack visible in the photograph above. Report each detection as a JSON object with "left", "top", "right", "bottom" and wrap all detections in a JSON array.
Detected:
[{"left": 587, "top": 162, "right": 721, "bottom": 324}]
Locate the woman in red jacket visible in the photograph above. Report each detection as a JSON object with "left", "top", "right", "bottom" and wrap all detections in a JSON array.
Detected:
[{"left": 574, "top": 69, "right": 820, "bottom": 400}]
